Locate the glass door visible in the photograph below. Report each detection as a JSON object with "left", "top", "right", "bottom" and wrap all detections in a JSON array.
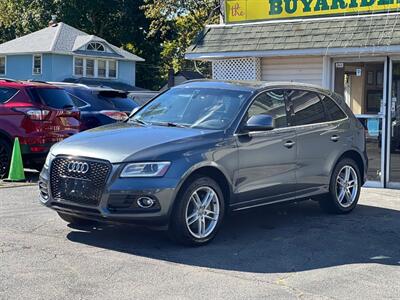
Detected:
[
  {"left": 388, "top": 60, "right": 400, "bottom": 188},
  {"left": 333, "top": 59, "right": 387, "bottom": 187}
]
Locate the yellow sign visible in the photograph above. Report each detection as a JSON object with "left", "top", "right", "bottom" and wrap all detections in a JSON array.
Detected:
[{"left": 225, "top": 0, "right": 400, "bottom": 23}]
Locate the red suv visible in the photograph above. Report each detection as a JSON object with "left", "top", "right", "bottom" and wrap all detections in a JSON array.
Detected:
[{"left": 0, "top": 79, "right": 80, "bottom": 177}]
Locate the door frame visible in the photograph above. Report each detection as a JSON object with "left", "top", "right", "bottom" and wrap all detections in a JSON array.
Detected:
[
  {"left": 331, "top": 56, "right": 388, "bottom": 188},
  {"left": 387, "top": 57, "right": 400, "bottom": 189}
]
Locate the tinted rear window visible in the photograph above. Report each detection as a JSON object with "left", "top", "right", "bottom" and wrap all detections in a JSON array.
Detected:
[
  {"left": 321, "top": 95, "right": 347, "bottom": 121},
  {"left": 29, "top": 88, "right": 75, "bottom": 109},
  {"left": 96, "top": 91, "right": 138, "bottom": 111},
  {"left": 289, "top": 90, "right": 327, "bottom": 126},
  {"left": 0, "top": 87, "right": 18, "bottom": 103}
]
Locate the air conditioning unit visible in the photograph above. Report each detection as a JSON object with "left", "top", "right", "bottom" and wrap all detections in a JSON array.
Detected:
[{"left": 33, "top": 68, "right": 41, "bottom": 74}]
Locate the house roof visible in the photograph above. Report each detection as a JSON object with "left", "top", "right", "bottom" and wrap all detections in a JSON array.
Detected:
[
  {"left": 186, "top": 13, "right": 400, "bottom": 59},
  {"left": 0, "top": 22, "right": 144, "bottom": 62}
]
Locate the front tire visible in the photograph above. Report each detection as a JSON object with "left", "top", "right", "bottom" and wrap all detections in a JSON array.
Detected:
[
  {"left": 169, "top": 176, "right": 225, "bottom": 246},
  {"left": 319, "top": 158, "right": 361, "bottom": 214},
  {"left": 57, "top": 212, "right": 97, "bottom": 226},
  {"left": 0, "top": 139, "right": 11, "bottom": 179}
]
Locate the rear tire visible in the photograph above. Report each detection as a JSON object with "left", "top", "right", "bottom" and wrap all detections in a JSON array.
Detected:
[
  {"left": 168, "top": 176, "right": 225, "bottom": 246},
  {"left": 57, "top": 212, "right": 97, "bottom": 226},
  {"left": 319, "top": 158, "right": 361, "bottom": 214},
  {"left": 0, "top": 139, "right": 11, "bottom": 179}
]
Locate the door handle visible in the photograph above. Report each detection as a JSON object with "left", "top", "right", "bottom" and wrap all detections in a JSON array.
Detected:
[
  {"left": 284, "top": 141, "right": 296, "bottom": 149},
  {"left": 331, "top": 135, "right": 340, "bottom": 142}
]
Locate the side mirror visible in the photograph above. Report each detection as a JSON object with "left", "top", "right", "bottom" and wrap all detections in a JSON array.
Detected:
[
  {"left": 128, "top": 107, "right": 140, "bottom": 118},
  {"left": 243, "top": 114, "right": 275, "bottom": 132}
]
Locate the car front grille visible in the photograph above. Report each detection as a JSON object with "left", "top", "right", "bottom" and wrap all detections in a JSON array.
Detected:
[{"left": 50, "top": 157, "right": 111, "bottom": 206}]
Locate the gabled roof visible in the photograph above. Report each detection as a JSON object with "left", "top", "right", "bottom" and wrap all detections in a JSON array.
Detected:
[
  {"left": 0, "top": 22, "right": 144, "bottom": 62},
  {"left": 186, "top": 13, "right": 400, "bottom": 59}
]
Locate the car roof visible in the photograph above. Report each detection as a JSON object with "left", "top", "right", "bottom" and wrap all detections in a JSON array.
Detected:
[
  {"left": 0, "top": 78, "right": 60, "bottom": 89},
  {"left": 178, "top": 79, "right": 333, "bottom": 95},
  {"left": 49, "top": 82, "right": 126, "bottom": 93}
]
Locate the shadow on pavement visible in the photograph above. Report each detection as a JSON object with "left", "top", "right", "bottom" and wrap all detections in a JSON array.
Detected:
[{"left": 66, "top": 200, "right": 400, "bottom": 273}]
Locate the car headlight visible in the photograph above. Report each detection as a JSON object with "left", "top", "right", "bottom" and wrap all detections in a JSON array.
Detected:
[
  {"left": 120, "top": 162, "right": 171, "bottom": 178},
  {"left": 44, "top": 153, "right": 55, "bottom": 169}
]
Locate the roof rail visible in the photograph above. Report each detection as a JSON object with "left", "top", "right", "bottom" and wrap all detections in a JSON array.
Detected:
[
  {"left": 26, "top": 80, "right": 50, "bottom": 84},
  {"left": 0, "top": 78, "right": 20, "bottom": 83}
]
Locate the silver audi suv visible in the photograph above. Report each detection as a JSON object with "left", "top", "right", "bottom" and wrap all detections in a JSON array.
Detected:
[{"left": 39, "top": 81, "right": 367, "bottom": 246}]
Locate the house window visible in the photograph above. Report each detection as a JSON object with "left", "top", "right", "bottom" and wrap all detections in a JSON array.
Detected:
[
  {"left": 98, "top": 60, "right": 106, "bottom": 78},
  {"left": 74, "top": 57, "right": 117, "bottom": 79},
  {"left": 109, "top": 60, "right": 117, "bottom": 78},
  {"left": 0, "top": 57, "right": 5, "bottom": 75},
  {"left": 33, "top": 54, "right": 42, "bottom": 75},
  {"left": 74, "top": 58, "right": 84, "bottom": 76},
  {"left": 86, "top": 42, "right": 105, "bottom": 52},
  {"left": 86, "top": 59, "right": 95, "bottom": 77}
]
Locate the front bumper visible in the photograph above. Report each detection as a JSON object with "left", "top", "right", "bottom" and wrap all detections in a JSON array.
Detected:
[{"left": 39, "top": 164, "right": 180, "bottom": 227}]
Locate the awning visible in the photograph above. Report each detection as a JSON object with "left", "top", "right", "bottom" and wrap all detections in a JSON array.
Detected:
[{"left": 186, "top": 13, "right": 400, "bottom": 60}]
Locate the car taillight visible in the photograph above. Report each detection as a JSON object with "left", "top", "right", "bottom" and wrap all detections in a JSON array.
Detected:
[
  {"left": 100, "top": 110, "right": 128, "bottom": 121},
  {"left": 12, "top": 107, "right": 50, "bottom": 121}
]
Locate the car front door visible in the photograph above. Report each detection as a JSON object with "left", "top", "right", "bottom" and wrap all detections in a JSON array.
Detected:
[
  {"left": 233, "top": 89, "right": 297, "bottom": 209},
  {"left": 289, "top": 89, "right": 350, "bottom": 198}
]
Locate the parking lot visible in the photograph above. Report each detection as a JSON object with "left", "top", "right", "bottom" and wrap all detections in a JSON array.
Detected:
[{"left": 1, "top": 185, "right": 399, "bottom": 299}]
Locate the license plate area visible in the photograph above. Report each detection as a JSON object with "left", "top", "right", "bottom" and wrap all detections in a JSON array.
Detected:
[{"left": 60, "top": 176, "right": 94, "bottom": 199}]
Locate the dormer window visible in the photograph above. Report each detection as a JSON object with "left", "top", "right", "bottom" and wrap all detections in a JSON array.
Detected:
[{"left": 86, "top": 42, "right": 105, "bottom": 52}]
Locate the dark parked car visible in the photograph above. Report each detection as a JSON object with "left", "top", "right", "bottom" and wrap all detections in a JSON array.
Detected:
[
  {"left": 52, "top": 83, "right": 139, "bottom": 131},
  {"left": 39, "top": 81, "right": 367, "bottom": 246},
  {"left": 128, "top": 91, "right": 159, "bottom": 106},
  {"left": 0, "top": 79, "right": 80, "bottom": 177}
]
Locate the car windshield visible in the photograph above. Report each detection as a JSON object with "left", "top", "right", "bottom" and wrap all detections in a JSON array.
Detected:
[{"left": 129, "top": 88, "right": 251, "bottom": 130}]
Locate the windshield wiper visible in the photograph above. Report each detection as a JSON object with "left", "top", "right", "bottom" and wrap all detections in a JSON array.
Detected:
[
  {"left": 129, "top": 118, "right": 149, "bottom": 126},
  {"left": 156, "top": 122, "right": 189, "bottom": 128}
]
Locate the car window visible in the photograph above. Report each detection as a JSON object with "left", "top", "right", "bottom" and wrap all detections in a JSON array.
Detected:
[
  {"left": 246, "top": 90, "right": 288, "bottom": 128},
  {"left": 96, "top": 91, "right": 138, "bottom": 112},
  {"left": 69, "top": 93, "right": 88, "bottom": 108},
  {"left": 0, "top": 87, "right": 18, "bottom": 103},
  {"left": 289, "top": 90, "right": 327, "bottom": 126},
  {"left": 29, "top": 88, "right": 75, "bottom": 109},
  {"left": 321, "top": 94, "right": 347, "bottom": 121}
]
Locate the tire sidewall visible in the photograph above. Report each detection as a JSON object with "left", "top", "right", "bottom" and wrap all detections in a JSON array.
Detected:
[
  {"left": 171, "top": 176, "right": 225, "bottom": 246},
  {"left": 0, "top": 139, "right": 11, "bottom": 178},
  {"left": 329, "top": 158, "right": 361, "bottom": 213}
]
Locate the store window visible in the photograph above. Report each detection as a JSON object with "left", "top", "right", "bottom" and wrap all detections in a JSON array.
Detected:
[
  {"left": 32, "top": 54, "right": 42, "bottom": 75},
  {"left": 289, "top": 90, "right": 326, "bottom": 126},
  {"left": 0, "top": 56, "right": 5, "bottom": 75},
  {"left": 334, "top": 62, "right": 385, "bottom": 183},
  {"left": 247, "top": 90, "right": 287, "bottom": 128}
]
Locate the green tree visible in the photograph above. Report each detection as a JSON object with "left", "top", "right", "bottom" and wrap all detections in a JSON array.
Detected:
[{"left": 142, "top": 0, "right": 221, "bottom": 79}]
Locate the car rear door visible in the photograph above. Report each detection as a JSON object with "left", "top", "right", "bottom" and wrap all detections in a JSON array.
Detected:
[
  {"left": 233, "top": 89, "right": 298, "bottom": 209},
  {"left": 289, "top": 89, "right": 350, "bottom": 198}
]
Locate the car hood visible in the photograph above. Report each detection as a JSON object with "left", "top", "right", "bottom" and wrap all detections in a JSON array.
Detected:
[{"left": 51, "top": 122, "right": 220, "bottom": 163}]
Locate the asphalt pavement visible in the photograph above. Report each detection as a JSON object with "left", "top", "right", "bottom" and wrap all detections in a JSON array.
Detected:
[{"left": 0, "top": 186, "right": 399, "bottom": 299}]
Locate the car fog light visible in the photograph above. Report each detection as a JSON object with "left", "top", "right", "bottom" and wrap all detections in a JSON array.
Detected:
[{"left": 137, "top": 197, "right": 155, "bottom": 209}]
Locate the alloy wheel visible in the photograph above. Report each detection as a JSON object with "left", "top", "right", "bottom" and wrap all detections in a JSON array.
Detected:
[
  {"left": 336, "top": 165, "right": 359, "bottom": 208},
  {"left": 185, "top": 186, "right": 220, "bottom": 239}
]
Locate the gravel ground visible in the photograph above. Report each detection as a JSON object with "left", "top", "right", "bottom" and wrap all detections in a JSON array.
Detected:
[{"left": 0, "top": 186, "right": 399, "bottom": 300}]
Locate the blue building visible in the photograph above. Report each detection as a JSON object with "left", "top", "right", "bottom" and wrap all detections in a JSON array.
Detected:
[{"left": 0, "top": 22, "right": 144, "bottom": 89}]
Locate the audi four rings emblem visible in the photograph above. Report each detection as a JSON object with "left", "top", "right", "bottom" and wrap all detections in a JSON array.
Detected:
[{"left": 67, "top": 161, "right": 90, "bottom": 174}]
